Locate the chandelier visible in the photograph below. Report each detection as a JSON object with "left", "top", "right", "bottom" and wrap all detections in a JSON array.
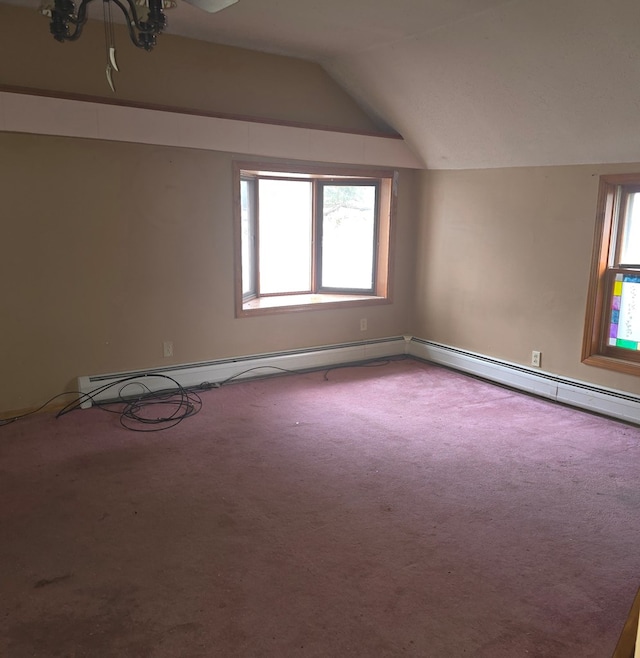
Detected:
[
  {"left": 40, "top": 0, "right": 176, "bottom": 50},
  {"left": 39, "top": 0, "right": 177, "bottom": 91},
  {"left": 39, "top": 0, "right": 237, "bottom": 91}
]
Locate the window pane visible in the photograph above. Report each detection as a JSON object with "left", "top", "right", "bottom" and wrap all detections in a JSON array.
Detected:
[
  {"left": 321, "top": 184, "right": 376, "bottom": 290},
  {"left": 240, "top": 179, "right": 254, "bottom": 297},
  {"left": 259, "top": 179, "right": 312, "bottom": 294},
  {"left": 620, "top": 193, "right": 640, "bottom": 265},
  {"left": 608, "top": 273, "right": 640, "bottom": 350}
]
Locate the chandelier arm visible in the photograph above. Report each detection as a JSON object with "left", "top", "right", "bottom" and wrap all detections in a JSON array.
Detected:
[
  {"left": 109, "top": 0, "right": 167, "bottom": 49},
  {"left": 117, "top": 0, "right": 164, "bottom": 32},
  {"left": 64, "top": 0, "right": 92, "bottom": 25},
  {"left": 50, "top": 0, "right": 94, "bottom": 42}
]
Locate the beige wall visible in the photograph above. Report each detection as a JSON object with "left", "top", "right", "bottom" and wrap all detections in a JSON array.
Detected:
[
  {"left": 412, "top": 164, "right": 640, "bottom": 396},
  {"left": 0, "top": 4, "right": 385, "bottom": 134},
  {"left": 0, "top": 131, "right": 417, "bottom": 412},
  {"left": 7, "top": 138, "right": 640, "bottom": 412}
]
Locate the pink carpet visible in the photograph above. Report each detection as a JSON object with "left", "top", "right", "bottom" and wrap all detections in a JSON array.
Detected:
[{"left": 1, "top": 359, "right": 639, "bottom": 656}]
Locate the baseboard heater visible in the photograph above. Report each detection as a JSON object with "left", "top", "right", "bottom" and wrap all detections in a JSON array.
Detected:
[
  {"left": 77, "top": 336, "right": 409, "bottom": 409},
  {"left": 77, "top": 335, "right": 640, "bottom": 424},
  {"left": 409, "top": 338, "right": 640, "bottom": 425}
]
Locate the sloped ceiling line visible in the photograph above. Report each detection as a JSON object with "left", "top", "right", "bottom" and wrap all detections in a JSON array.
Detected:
[{"left": 4, "top": 0, "right": 640, "bottom": 169}]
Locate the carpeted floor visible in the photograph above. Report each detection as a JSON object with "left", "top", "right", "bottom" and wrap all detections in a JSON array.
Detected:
[{"left": 1, "top": 358, "right": 639, "bottom": 657}]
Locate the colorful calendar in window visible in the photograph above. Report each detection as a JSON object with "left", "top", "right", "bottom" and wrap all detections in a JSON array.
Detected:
[{"left": 609, "top": 273, "right": 640, "bottom": 349}]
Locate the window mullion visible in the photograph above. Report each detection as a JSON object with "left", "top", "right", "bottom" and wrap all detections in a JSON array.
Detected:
[
  {"left": 612, "top": 187, "right": 627, "bottom": 268},
  {"left": 253, "top": 178, "right": 260, "bottom": 298},
  {"left": 313, "top": 181, "right": 322, "bottom": 293},
  {"left": 371, "top": 181, "right": 381, "bottom": 291},
  {"left": 240, "top": 176, "right": 258, "bottom": 302}
]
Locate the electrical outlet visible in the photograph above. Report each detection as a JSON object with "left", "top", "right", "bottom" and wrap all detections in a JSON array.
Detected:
[
  {"left": 360, "top": 318, "right": 368, "bottom": 331},
  {"left": 163, "top": 341, "right": 173, "bottom": 358},
  {"left": 531, "top": 350, "right": 541, "bottom": 368}
]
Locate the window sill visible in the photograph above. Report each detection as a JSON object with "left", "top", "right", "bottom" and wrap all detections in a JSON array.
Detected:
[
  {"left": 582, "top": 353, "right": 640, "bottom": 376},
  {"left": 239, "top": 293, "right": 389, "bottom": 316}
]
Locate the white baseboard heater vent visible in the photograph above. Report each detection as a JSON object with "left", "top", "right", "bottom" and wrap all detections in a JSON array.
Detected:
[
  {"left": 77, "top": 335, "right": 640, "bottom": 424},
  {"left": 77, "top": 336, "right": 409, "bottom": 409},
  {"left": 409, "top": 338, "right": 640, "bottom": 425}
]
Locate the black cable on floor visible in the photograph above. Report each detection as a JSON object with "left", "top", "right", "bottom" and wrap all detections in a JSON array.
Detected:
[
  {"left": 1, "top": 356, "right": 407, "bottom": 431},
  {"left": 0, "top": 392, "right": 84, "bottom": 427},
  {"left": 322, "top": 354, "right": 408, "bottom": 380},
  {"left": 56, "top": 374, "right": 202, "bottom": 432}
]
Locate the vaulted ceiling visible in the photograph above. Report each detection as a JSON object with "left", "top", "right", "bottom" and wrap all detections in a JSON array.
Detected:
[{"left": 5, "top": 0, "right": 640, "bottom": 169}]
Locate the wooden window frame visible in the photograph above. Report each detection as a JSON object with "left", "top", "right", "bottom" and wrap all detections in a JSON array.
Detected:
[
  {"left": 315, "top": 179, "right": 381, "bottom": 295},
  {"left": 582, "top": 173, "right": 640, "bottom": 375},
  {"left": 233, "top": 161, "right": 396, "bottom": 317}
]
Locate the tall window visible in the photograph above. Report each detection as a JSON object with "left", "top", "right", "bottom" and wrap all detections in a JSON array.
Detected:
[
  {"left": 583, "top": 174, "right": 640, "bottom": 374},
  {"left": 234, "top": 162, "right": 395, "bottom": 316}
]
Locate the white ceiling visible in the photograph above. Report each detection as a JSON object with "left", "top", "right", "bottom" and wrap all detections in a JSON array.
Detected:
[{"left": 6, "top": 0, "right": 640, "bottom": 169}]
